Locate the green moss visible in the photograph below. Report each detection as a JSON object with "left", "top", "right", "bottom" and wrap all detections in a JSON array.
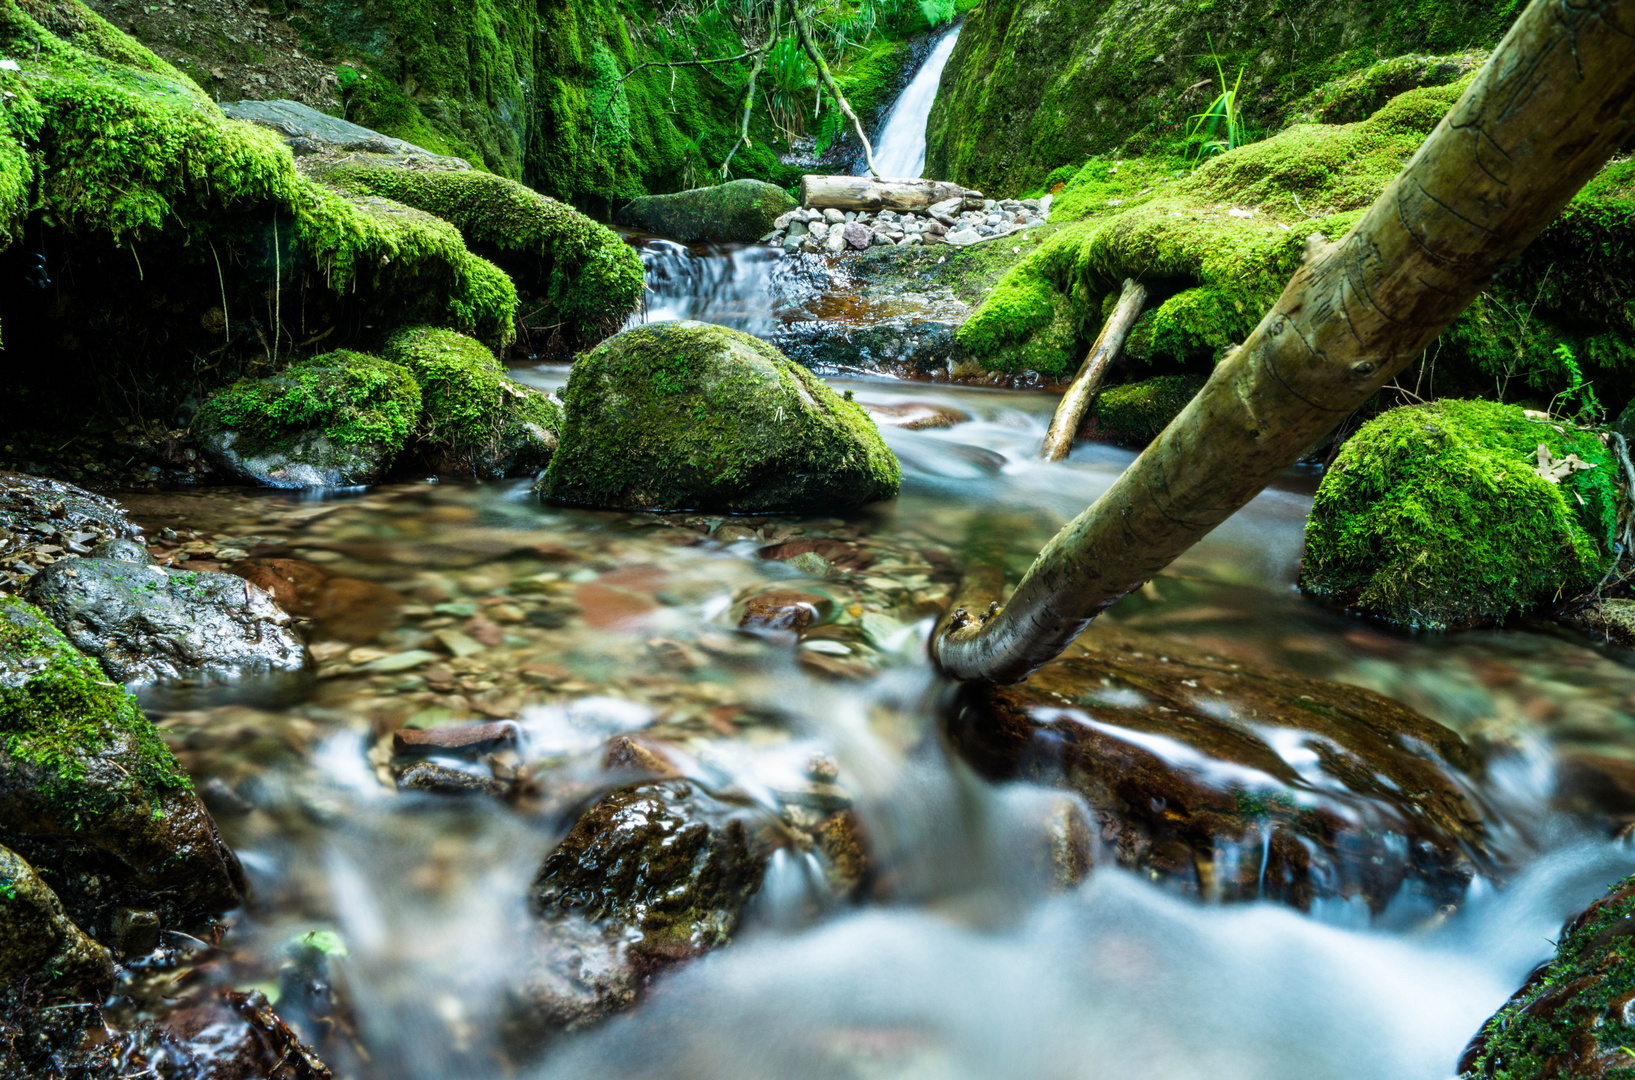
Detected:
[
  {"left": 0, "top": 597, "right": 190, "bottom": 824},
  {"left": 194, "top": 350, "right": 422, "bottom": 456},
  {"left": 1460, "top": 874, "right": 1635, "bottom": 1079},
  {"left": 0, "top": 0, "right": 519, "bottom": 359},
  {"left": 1285, "top": 52, "right": 1485, "bottom": 125},
  {"left": 1079, "top": 374, "right": 1207, "bottom": 448},
  {"left": 925, "top": 0, "right": 1519, "bottom": 196},
  {"left": 315, "top": 162, "right": 642, "bottom": 351},
  {"left": 540, "top": 320, "right": 900, "bottom": 513},
  {"left": 1300, "top": 399, "right": 1618, "bottom": 630},
  {"left": 383, "top": 325, "right": 563, "bottom": 477},
  {"left": 616, "top": 178, "right": 798, "bottom": 243}
]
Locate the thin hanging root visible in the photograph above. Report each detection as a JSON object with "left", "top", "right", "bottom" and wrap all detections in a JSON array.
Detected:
[
  {"left": 209, "top": 240, "right": 230, "bottom": 345},
  {"left": 795, "top": 5, "right": 879, "bottom": 178},
  {"left": 272, "top": 216, "right": 282, "bottom": 362}
]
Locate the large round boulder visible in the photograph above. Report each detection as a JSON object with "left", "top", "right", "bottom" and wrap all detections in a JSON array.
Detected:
[
  {"left": 1301, "top": 399, "right": 1617, "bottom": 630},
  {"left": 538, "top": 321, "right": 900, "bottom": 513},
  {"left": 615, "top": 180, "right": 797, "bottom": 243}
]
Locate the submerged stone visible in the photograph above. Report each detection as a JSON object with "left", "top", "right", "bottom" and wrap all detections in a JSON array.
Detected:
[
  {"left": 947, "top": 626, "right": 1487, "bottom": 911},
  {"left": 25, "top": 557, "right": 309, "bottom": 685},
  {"left": 615, "top": 180, "right": 798, "bottom": 243},
  {"left": 195, "top": 351, "right": 422, "bottom": 488},
  {"left": 538, "top": 321, "right": 900, "bottom": 513},
  {"left": 1301, "top": 400, "right": 1617, "bottom": 630},
  {"left": 382, "top": 326, "right": 562, "bottom": 478},
  {"left": 0, "top": 597, "right": 243, "bottom": 939},
  {"left": 1458, "top": 874, "right": 1635, "bottom": 1078}
]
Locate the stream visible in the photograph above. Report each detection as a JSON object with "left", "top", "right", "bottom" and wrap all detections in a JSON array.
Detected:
[{"left": 106, "top": 36, "right": 1635, "bottom": 1080}]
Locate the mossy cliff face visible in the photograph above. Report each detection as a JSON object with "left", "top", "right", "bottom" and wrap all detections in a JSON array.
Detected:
[
  {"left": 383, "top": 325, "right": 563, "bottom": 478},
  {"left": 313, "top": 161, "right": 643, "bottom": 353},
  {"left": 1458, "top": 874, "right": 1635, "bottom": 1079},
  {"left": 1301, "top": 400, "right": 1619, "bottom": 631},
  {"left": 924, "top": 0, "right": 1517, "bottom": 196},
  {"left": 540, "top": 320, "right": 901, "bottom": 513},
  {"left": 0, "top": 0, "right": 516, "bottom": 430},
  {"left": 0, "top": 597, "right": 242, "bottom": 938}
]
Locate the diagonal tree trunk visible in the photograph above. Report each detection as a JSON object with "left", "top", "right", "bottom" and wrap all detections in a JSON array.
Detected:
[
  {"left": 1040, "top": 278, "right": 1147, "bottom": 461},
  {"left": 934, "top": 0, "right": 1635, "bottom": 684}
]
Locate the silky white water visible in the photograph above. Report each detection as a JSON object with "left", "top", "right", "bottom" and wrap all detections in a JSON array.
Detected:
[{"left": 863, "top": 23, "right": 963, "bottom": 180}]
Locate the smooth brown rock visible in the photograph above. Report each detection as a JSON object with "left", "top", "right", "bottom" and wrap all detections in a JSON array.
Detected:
[
  {"left": 393, "top": 721, "right": 518, "bottom": 757},
  {"left": 946, "top": 626, "right": 1487, "bottom": 911},
  {"left": 758, "top": 539, "right": 874, "bottom": 572},
  {"left": 228, "top": 557, "right": 402, "bottom": 644},
  {"left": 739, "top": 590, "right": 830, "bottom": 634},
  {"left": 862, "top": 402, "right": 969, "bottom": 430}
]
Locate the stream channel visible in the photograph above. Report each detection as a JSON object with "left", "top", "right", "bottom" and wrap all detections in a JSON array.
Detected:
[{"left": 109, "top": 30, "right": 1635, "bottom": 1080}]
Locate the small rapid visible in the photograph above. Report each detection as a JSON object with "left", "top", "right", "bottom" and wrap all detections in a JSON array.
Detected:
[{"left": 865, "top": 23, "right": 964, "bottom": 180}]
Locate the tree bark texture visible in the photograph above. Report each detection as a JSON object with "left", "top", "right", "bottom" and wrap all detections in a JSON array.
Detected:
[
  {"left": 795, "top": 8, "right": 881, "bottom": 179},
  {"left": 800, "top": 175, "right": 982, "bottom": 211},
  {"left": 1040, "top": 278, "right": 1147, "bottom": 461},
  {"left": 933, "top": 0, "right": 1635, "bottom": 684}
]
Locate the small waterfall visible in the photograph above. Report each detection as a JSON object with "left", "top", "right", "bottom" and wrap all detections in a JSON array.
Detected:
[{"left": 864, "top": 23, "right": 963, "bottom": 180}]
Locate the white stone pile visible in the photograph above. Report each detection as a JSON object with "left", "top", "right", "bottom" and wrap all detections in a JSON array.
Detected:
[{"left": 762, "top": 193, "right": 1053, "bottom": 253}]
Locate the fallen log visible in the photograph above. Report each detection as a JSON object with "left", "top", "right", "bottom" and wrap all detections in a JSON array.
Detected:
[
  {"left": 933, "top": 0, "right": 1635, "bottom": 684},
  {"left": 800, "top": 175, "right": 983, "bottom": 212},
  {"left": 1039, "top": 278, "right": 1147, "bottom": 461}
]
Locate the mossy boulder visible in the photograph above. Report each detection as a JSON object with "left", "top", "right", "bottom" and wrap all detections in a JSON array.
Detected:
[
  {"left": 615, "top": 179, "right": 798, "bottom": 243},
  {"left": 0, "top": 597, "right": 243, "bottom": 939},
  {"left": 0, "top": 843, "right": 112, "bottom": 996},
  {"left": 1301, "top": 400, "right": 1619, "bottom": 630},
  {"left": 1076, "top": 374, "right": 1206, "bottom": 448},
  {"left": 1458, "top": 874, "right": 1635, "bottom": 1078},
  {"left": 382, "top": 326, "right": 563, "bottom": 479},
  {"left": 315, "top": 162, "right": 645, "bottom": 354},
  {"left": 539, "top": 320, "right": 900, "bottom": 513},
  {"left": 195, "top": 350, "right": 422, "bottom": 488}
]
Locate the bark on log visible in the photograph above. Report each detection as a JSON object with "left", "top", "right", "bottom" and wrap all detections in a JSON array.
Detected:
[
  {"left": 933, "top": 0, "right": 1635, "bottom": 685},
  {"left": 1040, "top": 278, "right": 1147, "bottom": 461},
  {"left": 800, "top": 175, "right": 983, "bottom": 211}
]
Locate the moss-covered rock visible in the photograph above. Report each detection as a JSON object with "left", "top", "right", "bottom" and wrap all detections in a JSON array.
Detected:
[
  {"left": 0, "top": 0, "right": 517, "bottom": 430},
  {"left": 0, "top": 843, "right": 112, "bottom": 996},
  {"left": 1301, "top": 400, "right": 1619, "bottom": 630},
  {"left": 0, "top": 596, "right": 242, "bottom": 938},
  {"left": 194, "top": 350, "right": 422, "bottom": 488},
  {"left": 1458, "top": 874, "right": 1635, "bottom": 1078},
  {"left": 924, "top": 0, "right": 1517, "bottom": 195},
  {"left": 615, "top": 179, "right": 798, "bottom": 243},
  {"left": 539, "top": 320, "right": 900, "bottom": 513},
  {"left": 315, "top": 162, "right": 644, "bottom": 354},
  {"left": 382, "top": 325, "right": 562, "bottom": 478},
  {"left": 1286, "top": 52, "right": 1486, "bottom": 125},
  {"left": 1076, "top": 374, "right": 1206, "bottom": 448}
]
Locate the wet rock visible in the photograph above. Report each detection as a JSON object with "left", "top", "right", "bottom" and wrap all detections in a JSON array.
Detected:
[
  {"left": 1561, "top": 598, "right": 1635, "bottom": 648},
  {"left": 758, "top": 538, "right": 874, "bottom": 572},
  {"left": 602, "top": 736, "right": 679, "bottom": 779},
  {"left": 395, "top": 761, "right": 510, "bottom": 797},
  {"left": 155, "top": 998, "right": 283, "bottom": 1080},
  {"left": 0, "top": 844, "right": 114, "bottom": 996},
  {"left": 0, "top": 471, "right": 140, "bottom": 595},
  {"left": 195, "top": 351, "right": 422, "bottom": 488},
  {"left": 615, "top": 179, "right": 797, "bottom": 243},
  {"left": 25, "top": 557, "right": 309, "bottom": 685},
  {"left": 531, "top": 780, "right": 772, "bottom": 972},
  {"left": 739, "top": 590, "right": 830, "bottom": 634},
  {"left": 0, "top": 597, "right": 244, "bottom": 939},
  {"left": 947, "top": 627, "right": 1487, "bottom": 911},
  {"left": 862, "top": 401, "right": 969, "bottom": 430},
  {"left": 90, "top": 537, "right": 151, "bottom": 563},
  {"left": 538, "top": 321, "right": 900, "bottom": 513},
  {"left": 843, "top": 221, "right": 873, "bottom": 250},
  {"left": 1458, "top": 874, "right": 1635, "bottom": 1079},
  {"left": 393, "top": 721, "right": 518, "bottom": 756},
  {"left": 227, "top": 557, "right": 403, "bottom": 645}
]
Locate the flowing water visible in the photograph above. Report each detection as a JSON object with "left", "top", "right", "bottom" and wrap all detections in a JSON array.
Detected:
[
  {"left": 112, "top": 54, "right": 1635, "bottom": 1079},
  {"left": 860, "top": 23, "right": 963, "bottom": 180}
]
